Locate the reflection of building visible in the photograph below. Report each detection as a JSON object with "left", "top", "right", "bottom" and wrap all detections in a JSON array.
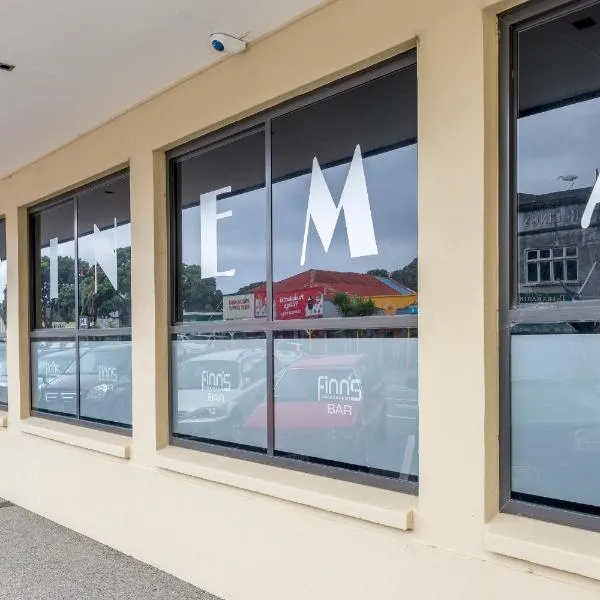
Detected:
[
  {"left": 518, "top": 186, "right": 600, "bottom": 301},
  {"left": 252, "top": 269, "right": 417, "bottom": 317}
]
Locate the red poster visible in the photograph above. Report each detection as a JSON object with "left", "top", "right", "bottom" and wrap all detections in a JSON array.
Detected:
[
  {"left": 275, "top": 287, "right": 324, "bottom": 320},
  {"left": 254, "top": 290, "right": 266, "bottom": 318}
]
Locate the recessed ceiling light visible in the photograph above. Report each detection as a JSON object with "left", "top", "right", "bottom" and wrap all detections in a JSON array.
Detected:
[
  {"left": 0, "top": 63, "right": 15, "bottom": 72},
  {"left": 572, "top": 17, "right": 597, "bottom": 30}
]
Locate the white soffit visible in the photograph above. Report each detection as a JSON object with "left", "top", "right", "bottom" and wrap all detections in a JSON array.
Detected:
[{"left": 0, "top": 0, "right": 325, "bottom": 178}]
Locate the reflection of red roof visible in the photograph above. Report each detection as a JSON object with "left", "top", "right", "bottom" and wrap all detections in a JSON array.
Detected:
[{"left": 253, "top": 269, "right": 414, "bottom": 301}]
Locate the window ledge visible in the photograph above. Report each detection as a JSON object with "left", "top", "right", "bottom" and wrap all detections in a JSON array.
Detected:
[
  {"left": 485, "top": 513, "right": 600, "bottom": 581},
  {"left": 157, "top": 446, "right": 415, "bottom": 531},
  {"left": 21, "top": 417, "right": 130, "bottom": 459},
  {"left": 0, "top": 411, "right": 6, "bottom": 428}
]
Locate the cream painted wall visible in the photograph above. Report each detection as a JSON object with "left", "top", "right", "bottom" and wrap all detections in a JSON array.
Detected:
[{"left": 1, "top": 0, "right": 600, "bottom": 598}]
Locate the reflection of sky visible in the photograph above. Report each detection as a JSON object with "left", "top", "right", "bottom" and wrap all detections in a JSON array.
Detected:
[
  {"left": 41, "top": 240, "right": 74, "bottom": 260},
  {"left": 181, "top": 145, "right": 418, "bottom": 294},
  {"left": 519, "top": 97, "right": 600, "bottom": 194},
  {"left": 274, "top": 145, "right": 417, "bottom": 281},
  {"left": 182, "top": 188, "right": 266, "bottom": 295},
  {"left": 41, "top": 223, "right": 131, "bottom": 290},
  {"left": 78, "top": 223, "right": 131, "bottom": 266}
]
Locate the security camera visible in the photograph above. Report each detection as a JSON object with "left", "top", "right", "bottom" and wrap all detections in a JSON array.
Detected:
[{"left": 209, "top": 33, "right": 247, "bottom": 54}]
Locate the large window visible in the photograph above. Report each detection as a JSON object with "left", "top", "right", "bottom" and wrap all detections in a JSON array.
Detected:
[
  {"left": 169, "top": 53, "right": 418, "bottom": 490},
  {"left": 501, "top": 0, "right": 600, "bottom": 528},
  {"left": 29, "top": 172, "right": 132, "bottom": 429}
]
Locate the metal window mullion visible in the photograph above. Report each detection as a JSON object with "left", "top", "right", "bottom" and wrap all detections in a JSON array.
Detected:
[
  {"left": 265, "top": 118, "right": 275, "bottom": 456},
  {"left": 168, "top": 315, "right": 418, "bottom": 336},
  {"left": 266, "top": 330, "right": 274, "bottom": 456},
  {"left": 498, "top": 12, "right": 515, "bottom": 511},
  {"left": 75, "top": 335, "right": 81, "bottom": 420},
  {"left": 73, "top": 198, "right": 81, "bottom": 420},
  {"left": 266, "top": 119, "right": 273, "bottom": 322}
]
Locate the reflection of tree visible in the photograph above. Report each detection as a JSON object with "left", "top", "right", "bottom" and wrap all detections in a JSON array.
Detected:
[
  {"left": 79, "top": 247, "right": 131, "bottom": 326},
  {"left": 236, "top": 281, "right": 265, "bottom": 295},
  {"left": 332, "top": 293, "right": 376, "bottom": 317},
  {"left": 181, "top": 264, "right": 223, "bottom": 312},
  {"left": 367, "top": 269, "right": 390, "bottom": 278},
  {"left": 40, "top": 255, "right": 76, "bottom": 326},
  {"left": 392, "top": 257, "right": 418, "bottom": 292},
  {"left": 39, "top": 249, "right": 131, "bottom": 327}
]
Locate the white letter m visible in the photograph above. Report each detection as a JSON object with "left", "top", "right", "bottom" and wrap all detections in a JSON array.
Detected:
[{"left": 300, "top": 145, "right": 378, "bottom": 266}]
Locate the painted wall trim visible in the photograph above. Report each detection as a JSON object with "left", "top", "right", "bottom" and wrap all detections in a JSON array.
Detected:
[
  {"left": 21, "top": 417, "right": 131, "bottom": 459},
  {"left": 157, "top": 446, "right": 415, "bottom": 530},
  {"left": 485, "top": 514, "right": 600, "bottom": 581}
]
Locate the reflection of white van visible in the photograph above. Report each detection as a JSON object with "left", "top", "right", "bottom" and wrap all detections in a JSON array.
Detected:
[{"left": 175, "top": 349, "right": 273, "bottom": 441}]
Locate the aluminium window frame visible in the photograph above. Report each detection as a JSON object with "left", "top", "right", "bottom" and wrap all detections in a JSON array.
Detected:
[
  {"left": 499, "top": 0, "right": 600, "bottom": 531},
  {"left": 524, "top": 246, "right": 579, "bottom": 284},
  {"left": 167, "top": 50, "right": 419, "bottom": 494},
  {"left": 0, "top": 218, "right": 6, "bottom": 408},
  {"left": 27, "top": 169, "right": 132, "bottom": 435}
]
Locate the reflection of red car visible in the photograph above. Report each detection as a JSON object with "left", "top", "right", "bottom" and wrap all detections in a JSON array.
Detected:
[{"left": 244, "top": 354, "right": 386, "bottom": 464}]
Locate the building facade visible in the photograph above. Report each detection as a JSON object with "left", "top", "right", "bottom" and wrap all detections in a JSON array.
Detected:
[{"left": 2, "top": 0, "right": 600, "bottom": 599}]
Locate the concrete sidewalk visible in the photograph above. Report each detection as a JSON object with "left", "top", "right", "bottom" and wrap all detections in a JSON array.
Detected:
[{"left": 0, "top": 499, "right": 220, "bottom": 600}]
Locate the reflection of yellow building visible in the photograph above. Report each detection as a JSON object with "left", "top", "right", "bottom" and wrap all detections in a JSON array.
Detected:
[{"left": 371, "top": 293, "right": 418, "bottom": 315}]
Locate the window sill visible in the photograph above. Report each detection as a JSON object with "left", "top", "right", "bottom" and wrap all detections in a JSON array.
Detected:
[
  {"left": 157, "top": 446, "right": 415, "bottom": 531},
  {"left": 485, "top": 513, "right": 600, "bottom": 581},
  {"left": 21, "top": 417, "right": 130, "bottom": 459},
  {"left": 0, "top": 411, "right": 6, "bottom": 428}
]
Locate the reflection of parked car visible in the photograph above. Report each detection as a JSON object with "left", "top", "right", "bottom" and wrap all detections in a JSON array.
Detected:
[
  {"left": 244, "top": 354, "right": 385, "bottom": 464},
  {"left": 37, "top": 344, "right": 132, "bottom": 425},
  {"left": 35, "top": 349, "right": 76, "bottom": 385},
  {"left": 175, "top": 349, "right": 275, "bottom": 442}
]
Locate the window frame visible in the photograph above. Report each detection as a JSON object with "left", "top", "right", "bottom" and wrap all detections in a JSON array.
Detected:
[
  {"left": 499, "top": 0, "right": 600, "bottom": 531},
  {"left": 167, "top": 51, "right": 419, "bottom": 494},
  {"left": 27, "top": 169, "right": 132, "bottom": 435},
  {"left": 524, "top": 246, "right": 579, "bottom": 284},
  {"left": 0, "top": 218, "right": 7, "bottom": 408}
]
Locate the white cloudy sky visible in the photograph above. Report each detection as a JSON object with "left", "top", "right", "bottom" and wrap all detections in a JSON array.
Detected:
[{"left": 518, "top": 96, "right": 600, "bottom": 194}]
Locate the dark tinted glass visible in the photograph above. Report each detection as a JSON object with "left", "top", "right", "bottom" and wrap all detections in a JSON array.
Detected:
[
  {"left": 516, "top": 4, "right": 600, "bottom": 305},
  {"left": 77, "top": 176, "right": 131, "bottom": 328},
  {"left": 174, "top": 132, "right": 266, "bottom": 324},
  {"left": 31, "top": 200, "right": 76, "bottom": 328},
  {"left": 268, "top": 328, "right": 418, "bottom": 478},
  {"left": 172, "top": 333, "right": 268, "bottom": 450},
  {"left": 271, "top": 66, "right": 418, "bottom": 320},
  {"left": 79, "top": 338, "right": 132, "bottom": 426},
  {"left": 31, "top": 339, "right": 77, "bottom": 416}
]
